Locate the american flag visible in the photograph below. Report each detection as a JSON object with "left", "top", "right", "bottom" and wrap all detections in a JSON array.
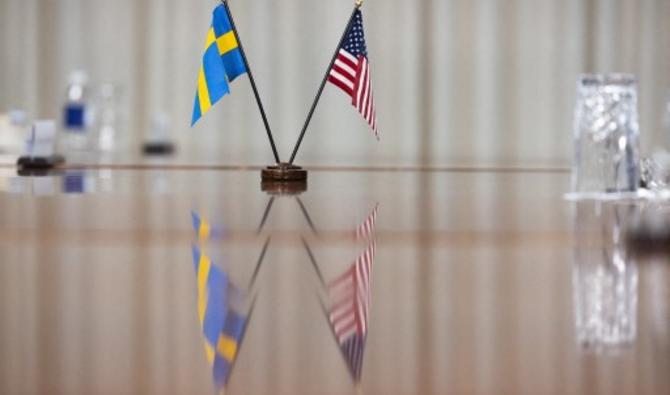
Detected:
[
  {"left": 328, "top": 9, "right": 379, "bottom": 139},
  {"left": 355, "top": 204, "right": 379, "bottom": 241},
  {"left": 327, "top": 240, "right": 376, "bottom": 380},
  {"left": 340, "top": 333, "right": 367, "bottom": 381}
]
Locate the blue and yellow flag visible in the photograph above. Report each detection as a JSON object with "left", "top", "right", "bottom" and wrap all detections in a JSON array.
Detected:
[
  {"left": 212, "top": 309, "right": 247, "bottom": 388},
  {"left": 192, "top": 246, "right": 249, "bottom": 390},
  {"left": 191, "top": 211, "right": 226, "bottom": 242},
  {"left": 192, "top": 4, "right": 247, "bottom": 126}
]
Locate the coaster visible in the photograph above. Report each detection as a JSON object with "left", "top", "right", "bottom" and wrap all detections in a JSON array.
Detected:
[
  {"left": 17, "top": 154, "right": 65, "bottom": 170},
  {"left": 143, "top": 142, "right": 175, "bottom": 155}
]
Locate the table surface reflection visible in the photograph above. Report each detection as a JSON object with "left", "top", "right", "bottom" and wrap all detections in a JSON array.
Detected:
[{"left": 0, "top": 167, "right": 668, "bottom": 395}]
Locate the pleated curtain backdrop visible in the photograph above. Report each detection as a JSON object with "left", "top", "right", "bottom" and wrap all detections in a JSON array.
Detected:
[{"left": 1, "top": 0, "right": 669, "bottom": 167}]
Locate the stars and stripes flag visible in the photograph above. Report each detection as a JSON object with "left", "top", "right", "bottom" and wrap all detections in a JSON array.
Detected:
[
  {"left": 327, "top": 239, "right": 376, "bottom": 381},
  {"left": 328, "top": 9, "right": 379, "bottom": 139},
  {"left": 355, "top": 203, "right": 379, "bottom": 241}
]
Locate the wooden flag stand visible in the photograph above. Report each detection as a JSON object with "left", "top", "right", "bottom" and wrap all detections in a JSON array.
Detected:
[
  {"left": 261, "top": 174, "right": 308, "bottom": 194},
  {"left": 223, "top": 0, "right": 365, "bottom": 184},
  {"left": 261, "top": 162, "right": 307, "bottom": 181}
]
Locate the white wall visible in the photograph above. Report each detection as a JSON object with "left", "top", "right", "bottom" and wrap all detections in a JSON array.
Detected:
[{"left": 1, "top": 0, "right": 669, "bottom": 166}]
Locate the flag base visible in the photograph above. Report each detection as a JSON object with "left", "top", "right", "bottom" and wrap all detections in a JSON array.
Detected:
[
  {"left": 142, "top": 141, "right": 175, "bottom": 156},
  {"left": 261, "top": 163, "right": 308, "bottom": 182},
  {"left": 17, "top": 168, "right": 62, "bottom": 177},
  {"left": 17, "top": 154, "right": 65, "bottom": 170},
  {"left": 261, "top": 179, "right": 307, "bottom": 195},
  {"left": 261, "top": 163, "right": 308, "bottom": 195}
]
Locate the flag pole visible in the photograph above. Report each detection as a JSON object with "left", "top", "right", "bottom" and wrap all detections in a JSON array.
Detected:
[
  {"left": 224, "top": 295, "right": 258, "bottom": 389},
  {"left": 247, "top": 236, "right": 271, "bottom": 291},
  {"left": 295, "top": 197, "right": 318, "bottom": 235},
  {"left": 221, "top": 0, "right": 281, "bottom": 164},
  {"left": 288, "top": 0, "right": 363, "bottom": 164},
  {"left": 256, "top": 196, "right": 275, "bottom": 234},
  {"left": 302, "top": 237, "right": 326, "bottom": 287}
]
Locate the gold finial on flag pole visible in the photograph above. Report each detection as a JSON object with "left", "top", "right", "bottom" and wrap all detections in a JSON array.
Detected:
[{"left": 355, "top": 0, "right": 363, "bottom": 8}]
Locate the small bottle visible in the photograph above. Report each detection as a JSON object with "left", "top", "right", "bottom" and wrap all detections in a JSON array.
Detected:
[
  {"left": 61, "top": 71, "right": 93, "bottom": 151},
  {"left": 96, "top": 83, "right": 121, "bottom": 152}
]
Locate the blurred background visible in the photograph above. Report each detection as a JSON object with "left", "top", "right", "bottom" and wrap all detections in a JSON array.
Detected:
[{"left": 1, "top": 0, "right": 669, "bottom": 167}]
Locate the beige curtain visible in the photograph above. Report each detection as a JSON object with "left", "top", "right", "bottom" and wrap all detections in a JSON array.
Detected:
[{"left": 1, "top": 0, "right": 669, "bottom": 166}]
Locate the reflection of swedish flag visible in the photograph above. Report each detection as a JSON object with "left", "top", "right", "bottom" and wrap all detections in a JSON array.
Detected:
[
  {"left": 191, "top": 211, "right": 225, "bottom": 241},
  {"left": 192, "top": 246, "right": 248, "bottom": 390},
  {"left": 192, "top": 4, "right": 247, "bottom": 126}
]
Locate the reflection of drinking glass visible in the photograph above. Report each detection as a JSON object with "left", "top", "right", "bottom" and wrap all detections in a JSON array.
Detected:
[
  {"left": 572, "top": 74, "right": 640, "bottom": 194},
  {"left": 96, "top": 83, "right": 121, "bottom": 152},
  {"left": 573, "top": 201, "right": 638, "bottom": 351}
]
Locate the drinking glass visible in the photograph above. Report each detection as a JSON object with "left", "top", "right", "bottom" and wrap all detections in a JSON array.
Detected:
[{"left": 572, "top": 74, "right": 640, "bottom": 194}]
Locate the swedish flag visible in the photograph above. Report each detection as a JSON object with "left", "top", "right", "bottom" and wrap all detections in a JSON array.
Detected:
[
  {"left": 191, "top": 211, "right": 225, "bottom": 241},
  {"left": 192, "top": 4, "right": 247, "bottom": 126},
  {"left": 192, "top": 246, "right": 249, "bottom": 390}
]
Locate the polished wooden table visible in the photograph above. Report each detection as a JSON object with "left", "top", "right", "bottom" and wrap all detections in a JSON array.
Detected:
[{"left": 0, "top": 166, "right": 668, "bottom": 394}]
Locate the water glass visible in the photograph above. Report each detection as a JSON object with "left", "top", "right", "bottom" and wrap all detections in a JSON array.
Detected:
[{"left": 572, "top": 74, "right": 640, "bottom": 194}]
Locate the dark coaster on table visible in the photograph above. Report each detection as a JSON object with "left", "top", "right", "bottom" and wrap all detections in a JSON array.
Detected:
[
  {"left": 17, "top": 154, "right": 65, "bottom": 170},
  {"left": 142, "top": 142, "right": 175, "bottom": 155}
]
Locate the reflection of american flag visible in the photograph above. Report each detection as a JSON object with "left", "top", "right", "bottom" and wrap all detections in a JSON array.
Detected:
[
  {"left": 328, "top": 239, "right": 375, "bottom": 341},
  {"left": 328, "top": 240, "right": 375, "bottom": 380},
  {"left": 328, "top": 9, "right": 378, "bottom": 139},
  {"left": 340, "top": 333, "right": 366, "bottom": 381},
  {"left": 355, "top": 204, "right": 379, "bottom": 241}
]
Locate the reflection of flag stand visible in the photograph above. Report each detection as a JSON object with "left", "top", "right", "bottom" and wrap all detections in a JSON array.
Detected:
[
  {"left": 248, "top": 236, "right": 271, "bottom": 290},
  {"left": 296, "top": 197, "right": 319, "bottom": 235},
  {"left": 302, "top": 237, "right": 326, "bottom": 286},
  {"left": 256, "top": 197, "right": 275, "bottom": 235},
  {"left": 256, "top": 195, "right": 319, "bottom": 236},
  {"left": 193, "top": 194, "right": 305, "bottom": 292}
]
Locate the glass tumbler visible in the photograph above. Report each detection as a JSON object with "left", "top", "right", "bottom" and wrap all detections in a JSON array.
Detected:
[{"left": 572, "top": 74, "right": 640, "bottom": 194}]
